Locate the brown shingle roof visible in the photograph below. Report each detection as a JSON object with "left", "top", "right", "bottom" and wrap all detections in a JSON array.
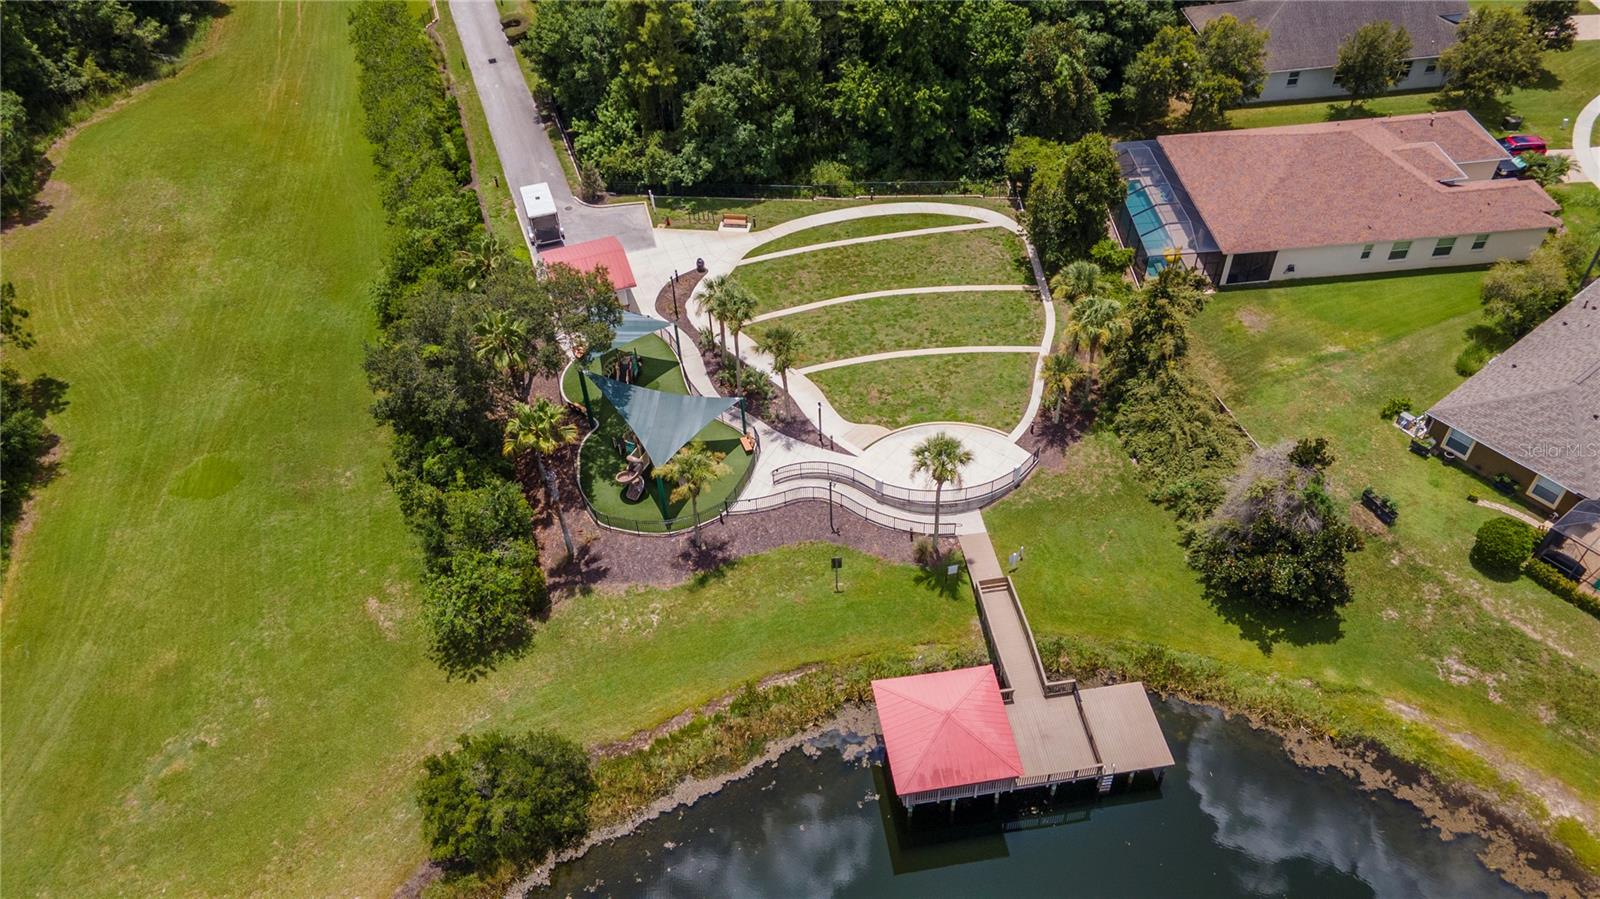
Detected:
[
  {"left": 1182, "top": 0, "right": 1468, "bottom": 71},
  {"left": 1428, "top": 281, "right": 1600, "bottom": 499},
  {"left": 1154, "top": 112, "right": 1558, "bottom": 255}
]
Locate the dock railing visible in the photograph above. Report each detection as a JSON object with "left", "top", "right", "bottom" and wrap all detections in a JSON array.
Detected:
[{"left": 771, "top": 448, "right": 1040, "bottom": 514}]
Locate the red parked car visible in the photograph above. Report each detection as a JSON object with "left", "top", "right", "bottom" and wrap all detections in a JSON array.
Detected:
[{"left": 1499, "top": 134, "right": 1548, "bottom": 155}]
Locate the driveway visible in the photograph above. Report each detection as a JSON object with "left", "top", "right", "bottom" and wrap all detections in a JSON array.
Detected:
[{"left": 447, "top": 0, "right": 654, "bottom": 253}]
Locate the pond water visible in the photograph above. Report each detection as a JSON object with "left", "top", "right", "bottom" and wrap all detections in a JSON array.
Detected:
[{"left": 536, "top": 700, "right": 1526, "bottom": 898}]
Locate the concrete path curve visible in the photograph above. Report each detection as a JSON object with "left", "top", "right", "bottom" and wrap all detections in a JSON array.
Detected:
[
  {"left": 796, "top": 345, "right": 1041, "bottom": 376},
  {"left": 749, "top": 284, "right": 1033, "bottom": 324},
  {"left": 739, "top": 222, "right": 1004, "bottom": 265},
  {"left": 1572, "top": 90, "right": 1600, "bottom": 184}
]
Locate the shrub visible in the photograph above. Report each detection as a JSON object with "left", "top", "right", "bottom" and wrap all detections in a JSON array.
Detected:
[
  {"left": 1288, "top": 436, "right": 1335, "bottom": 471},
  {"left": 1379, "top": 396, "right": 1412, "bottom": 420},
  {"left": 1454, "top": 342, "right": 1492, "bottom": 376},
  {"left": 808, "top": 160, "right": 859, "bottom": 197},
  {"left": 1090, "top": 238, "right": 1135, "bottom": 274},
  {"left": 1471, "top": 516, "right": 1539, "bottom": 578},
  {"left": 422, "top": 542, "right": 546, "bottom": 680},
  {"left": 417, "top": 728, "right": 595, "bottom": 871},
  {"left": 1525, "top": 559, "right": 1600, "bottom": 619}
]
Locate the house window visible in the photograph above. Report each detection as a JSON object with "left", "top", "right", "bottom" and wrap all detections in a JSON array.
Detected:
[
  {"left": 1442, "top": 428, "right": 1475, "bottom": 457},
  {"left": 1424, "top": 61, "right": 1437, "bottom": 73},
  {"left": 1286, "top": 70, "right": 1300, "bottom": 86},
  {"left": 1471, "top": 233, "right": 1489, "bottom": 251},
  {"left": 1433, "top": 237, "right": 1456, "bottom": 257},
  {"left": 1332, "top": 72, "right": 1343, "bottom": 86},
  {"left": 1360, "top": 243, "right": 1374, "bottom": 259},
  {"left": 1389, "top": 240, "right": 1412, "bottom": 260},
  {"left": 1400, "top": 61, "right": 1414, "bottom": 78},
  {"left": 1529, "top": 475, "right": 1566, "bottom": 507}
]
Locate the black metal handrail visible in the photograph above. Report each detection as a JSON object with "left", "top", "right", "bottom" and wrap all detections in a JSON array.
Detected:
[
  {"left": 770, "top": 448, "right": 1040, "bottom": 514},
  {"left": 729, "top": 486, "right": 959, "bottom": 536}
]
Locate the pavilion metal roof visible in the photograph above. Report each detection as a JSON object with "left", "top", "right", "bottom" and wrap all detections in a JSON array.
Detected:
[
  {"left": 872, "top": 666, "right": 1023, "bottom": 796},
  {"left": 584, "top": 374, "right": 736, "bottom": 467}
]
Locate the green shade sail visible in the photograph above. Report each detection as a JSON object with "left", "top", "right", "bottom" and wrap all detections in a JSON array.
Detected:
[
  {"left": 592, "top": 311, "right": 669, "bottom": 357},
  {"left": 584, "top": 373, "right": 737, "bottom": 467}
]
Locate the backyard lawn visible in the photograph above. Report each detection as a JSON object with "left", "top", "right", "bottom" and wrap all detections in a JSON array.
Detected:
[
  {"left": 560, "top": 335, "right": 753, "bottom": 531},
  {"left": 1226, "top": 42, "right": 1600, "bottom": 147},
  {"left": 747, "top": 212, "right": 982, "bottom": 256},
  {"left": 810, "top": 352, "right": 1036, "bottom": 433},
  {"left": 989, "top": 266, "right": 1600, "bottom": 867},
  {"left": 736, "top": 227, "right": 1032, "bottom": 314},
  {"left": 753, "top": 290, "right": 1043, "bottom": 366},
  {"left": 0, "top": 6, "right": 974, "bottom": 895}
]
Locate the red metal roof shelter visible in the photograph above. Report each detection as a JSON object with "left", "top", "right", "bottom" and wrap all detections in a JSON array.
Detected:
[
  {"left": 871, "top": 666, "right": 1023, "bottom": 796},
  {"left": 539, "top": 236, "right": 637, "bottom": 291}
]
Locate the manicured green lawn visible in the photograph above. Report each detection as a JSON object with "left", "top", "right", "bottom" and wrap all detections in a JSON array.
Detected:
[
  {"left": 736, "top": 227, "right": 1032, "bottom": 315},
  {"left": 990, "top": 267, "right": 1600, "bottom": 861},
  {"left": 629, "top": 195, "right": 1016, "bottom": 230},
  {"left": 747, "top": 213, "right": 982, "bottom": 256},
  {"left": 810, "top": 352, "right": 1036, "bottom": 432},
  {"left": 1226, "top": 43, "right": 1600, "bottom": 148},
  {"left": 0, "top": 6, "right": 972, "bottom": 895},
  {"left": 435, "top": 2, "right": 529, "bottom": 261},
  {"left": 560, "top": 335, "right": 753, "bottom": 531},
  {"left": 752, "top": 290, "right": 1044, "bottom": 366}
]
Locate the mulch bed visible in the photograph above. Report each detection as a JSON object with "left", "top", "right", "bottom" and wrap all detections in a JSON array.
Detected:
[{"left": 652, "top": 270, "right": 836, "bottom": 450}]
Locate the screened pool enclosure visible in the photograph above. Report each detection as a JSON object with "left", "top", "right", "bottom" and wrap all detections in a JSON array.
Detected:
[{"left": 1111, "top": 141, "right": 1223, "bottom": 284}]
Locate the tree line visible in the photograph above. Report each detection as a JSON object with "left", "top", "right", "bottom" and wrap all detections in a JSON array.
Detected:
[
  {"left": 349, "top": 0, "right": 618, "bottom": 683},
  {"left": 350, "top": 2, "right": 611, "bottom": 881},
  {"left": 0, "top": 1, "right": 216, "bottom": 217},
  {"left": 525, "top": 0, "right": 1184, "bottom": 190}
]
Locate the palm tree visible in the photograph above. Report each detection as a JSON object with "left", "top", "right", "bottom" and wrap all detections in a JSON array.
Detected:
[
  {"left": 653, "top": 441, "right": 729, "bottom": 547},
  {"left": 759, "top": 325, "right": 801, "bottom": 394},
  {"left": 1041, "top": 352, "right": 1084, "bottom": 424},
  {"left": 455, "top": 232, "right": 508, "bottom": 290},
  {"left": 911, "top": 432, "right": 973, "bottom": 546},
  {"left": 473, "top": 309, "right": 531, "bottom": 401},
  {"left": 721, "top": 281, "right": 758, "bottom": 384},
  {"left": 1064, "top": 294, "right": 1126, "bottom": 365},
  {"left": 503, "top": 398, "right": 579, "bottom": 559},
  {"left": 700, "top": 274, "right": 729, "bottom": 353},
  {"left": 1052, "top": 260, "right": 1100, "bottom": 304}
]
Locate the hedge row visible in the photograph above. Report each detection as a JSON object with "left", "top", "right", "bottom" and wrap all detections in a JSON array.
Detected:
[{"left": 1525, "top": 559, "right": 1600, "bottom": 620}]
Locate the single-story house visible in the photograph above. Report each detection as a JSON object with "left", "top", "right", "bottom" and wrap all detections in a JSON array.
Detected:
[
  {"left": 1423, "top": 280, "right": 1600, "bottom": 517},
  {"left": 537, "top": 235, "right": 638, "bottom": 310},
  {"left": 1112, "top": 112, "right": 1559, "bottom": 285},
  {"left": 1183, "top": 0, "right": 1467, "bottom": 102}
]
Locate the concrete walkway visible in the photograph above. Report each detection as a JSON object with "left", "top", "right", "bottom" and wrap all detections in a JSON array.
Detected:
[
  {"left": 1571, "top": 91, "right": 1600, "bottom": 184},
  {"left": 748, "top": 284, "right": 1032, "bottom": 325},
  {"left": 1576, "top": 15, "right": 1600, "bottom": 41},
  {"left": 797, "top": 345, "right": 1040, "bottom": 375}
]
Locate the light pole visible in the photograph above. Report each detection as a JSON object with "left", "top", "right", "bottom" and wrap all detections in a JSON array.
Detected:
[
  {"left": 817, "top": 402, "right": 824, "bottom": 446},
  {"left": 669, "top": 269, "right": 683, "bottom": 357}
]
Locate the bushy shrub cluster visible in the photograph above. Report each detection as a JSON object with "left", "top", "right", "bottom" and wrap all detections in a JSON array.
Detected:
[
  {"left": 1525, "top": 559, "right": 1600, "bottom": 619},
  {"left": 1470, "top": 516, "right": 1539, "bottom": 579},
  {"left": 1103, "top": 265, "right": 1247, "bottom": 521}
]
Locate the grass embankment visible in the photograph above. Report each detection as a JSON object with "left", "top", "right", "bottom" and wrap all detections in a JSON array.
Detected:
[
  {"left": 811, "top": 352, "right": 1036, "bottom": 433},
  {"left": 986, "top": 269, "right": 1600, "bottom": 870},
  {"left": 753, "top": 290, "right": 1043, "bottom": 366},
  {"left": 0, "top": 6, "right": 976, "bottom": 895},
  {"left": 737, "top": 227, "right": 1031, "bottom": 315},
  {"left": 1226, "top": 42, "right": 1600, "bottom": 147},
  {"left": 433, "top": 1, "right": 529, "bottom": 260},
  {"left": 747, "top": 213, "right": 982, "bottom": 256},
  {"left": 632, "top": 195, "right": 1016, "bottom": 230},
  {"left": 559, "top": 335, "right": 752, "bottom": 530}
]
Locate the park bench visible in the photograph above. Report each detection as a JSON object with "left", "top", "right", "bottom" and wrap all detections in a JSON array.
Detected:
[
  {"left": 721, "top": 212, "right": 751, "bottom": 230},
  {"left": 741, "top": 431, "right": 756, "bottom": 453}
]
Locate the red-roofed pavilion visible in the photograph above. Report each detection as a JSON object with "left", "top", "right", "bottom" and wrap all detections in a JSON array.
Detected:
[
  {"left": 538, "top": 236, "right": 637, "bottom": 291},
  {"left": 871, "top": 666, "right": 1023, "bottom": 804}
]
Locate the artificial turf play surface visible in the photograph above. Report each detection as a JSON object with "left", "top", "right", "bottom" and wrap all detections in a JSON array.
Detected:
[
  {"left": 0, "top": 5, "right": 974, "bottom": 895},
  {"left": 560, "top": 335, "right": 752, "bottom": 531}
]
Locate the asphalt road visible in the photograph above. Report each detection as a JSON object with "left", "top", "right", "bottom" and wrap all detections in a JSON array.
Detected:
[{"left": 447, "top": 0, "right": 655, "bottom": 252}]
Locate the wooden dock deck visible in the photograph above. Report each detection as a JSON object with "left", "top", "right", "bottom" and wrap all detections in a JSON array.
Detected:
[{"left": 960, "top": 535, "right": 1173, "bottom": 790}]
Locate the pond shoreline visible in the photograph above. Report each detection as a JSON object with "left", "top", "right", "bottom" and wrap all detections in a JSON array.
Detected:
[{"left": 492, "top": 677, "right": 1597, "bottom": 899}]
